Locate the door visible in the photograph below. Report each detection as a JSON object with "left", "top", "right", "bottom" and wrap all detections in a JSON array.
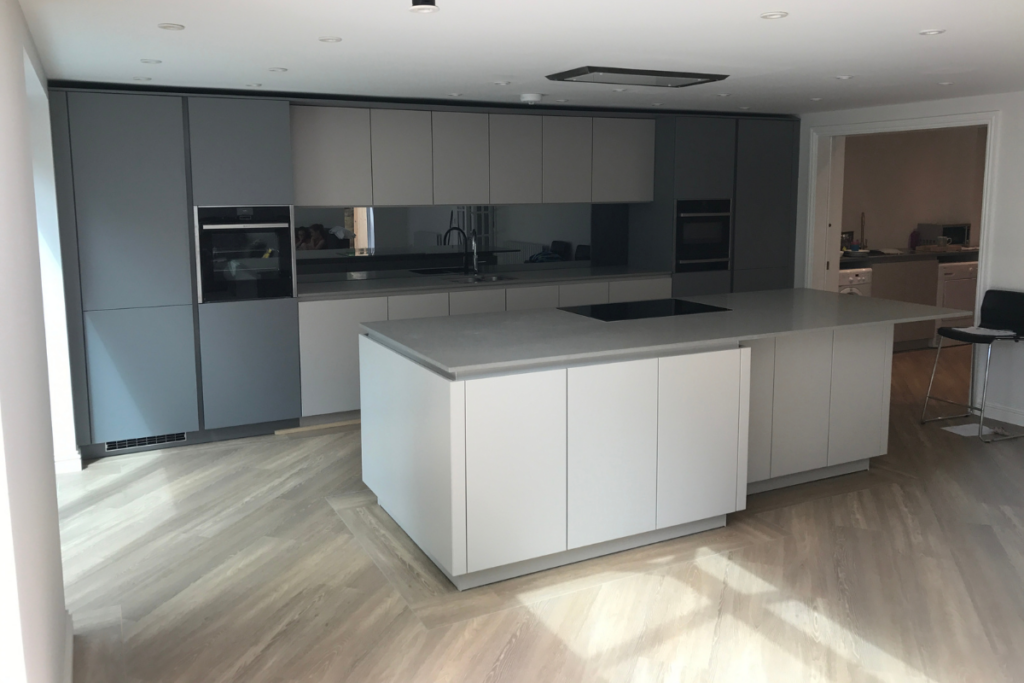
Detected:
[
  {"left": 657, "top": 349, "right": 745, "bottom": 528},
  {"left": 68, "top": 92, "right": 193, "bottom": 311},
  {"left": 568, "top": 359, "right": 658, "bottom": 549},
  {"left": 543, "top": 117, "right": 593, "bottom": 203},
  {"left": 199, "top": 298, "right": 301, "bottom": 429},
  {"left": 188, "top": 97, "right": 294, "bottom": 206},
  {"left": 371, "top": 109, "right": 433, "bottom": 206},
  {"left": 465, "top": 369, "right": 567, "bottom": 572}
]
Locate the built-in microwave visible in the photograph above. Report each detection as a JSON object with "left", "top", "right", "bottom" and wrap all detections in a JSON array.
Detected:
[
  {"left": 675, "top": 199, "right": 731, "bottom": 272},
  {"left": 196, "top": 206, "right": 295, "bottom": 303}
]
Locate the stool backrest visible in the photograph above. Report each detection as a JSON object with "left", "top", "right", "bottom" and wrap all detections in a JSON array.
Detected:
[{"left": 980, "top": 289, "right": 1024, "bottom": 335}]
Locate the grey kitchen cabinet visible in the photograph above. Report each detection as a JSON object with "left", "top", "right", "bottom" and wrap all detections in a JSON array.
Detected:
[
  {"left": 505, "top": 284, "right": 559, "bottom": 311},
  {"left": 299, "top": 296, "right": 388, "bottom": 417},
  {"left": 433, "top": 112, "right": 490, "bottom": 205},
  {"left": 608, "top": 277, "right": 672, "bottom": 303},
  {"left": 558, "top": 282, "right": 609, "bottom": 307},
  {"left": 742, "top": 337, "right": 776, "bottom": 483},
  {"left": 199, "top": 299, "right": 301, "bottom": 430},
  {"left": 770, "top": 330, "right": 834, "bottom": 478},
  {"left": 489, "top": 114, "right": 542, "bottom": 204},
  {"left": 188, "top": 97, "right": 294, "bottom": 206},
  {"left": 371, "top": 109, "right": 434, "bottom": 206},
  {"left": 674, "top": 117, "right": 737, "bottom": 200},
  {"left": 672, "top": 271, "right": 731, "bottom": 297},
  {"left": 733, "top": 119, "right": 800, "bottom": 280},
  {"left": 543, "top": 117, "right": 593, "bottom": 203},
  {"left": 592, "top": 118, "right": 655, "bottom": 203},
  {"left": 733, "top": 267, "right": 793, "bottom": 292},
  {"left": 829, "top": 324, "right": 893, "bottom": 466},
  {"left": 291, "top": 106, "right": 373, "bottom": 206},
  {"left": 449, "top": 289, "right": 505, "bottom": 316},
  {"left": 84, "top": 305, "right": 199, "bottom": 443},
  {"left": 67, "top": 92, "right": 193, "bottom": 311},
  {"left": 387, "top": 292, "right": 449, "bottom": 320}
]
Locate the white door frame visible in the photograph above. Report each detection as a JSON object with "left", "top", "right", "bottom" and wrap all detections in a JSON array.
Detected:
[{"left": 803, "top": 110, "right": 1001, "bottom": 302}]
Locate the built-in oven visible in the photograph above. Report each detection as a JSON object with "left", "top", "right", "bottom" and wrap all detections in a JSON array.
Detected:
[
  {"left": 675, "top": 199, "right": 731, "bottom": 272},
  {"left": 196, "top": 206, "right": 295, "bottom": 303}
]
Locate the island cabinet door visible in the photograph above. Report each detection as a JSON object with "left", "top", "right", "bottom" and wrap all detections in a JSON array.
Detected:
[
  {"left": 465, "top": 369, "right": 567, "bottom": 572},
  {"left": 567, "top": 359, "right": 658, "bottom": 549},
  {"left": 828, "top": 324, "right": 894, "bottom": 465},
  {"left": 657, "top": 348, "right": 748, "bottom": 529},
  {"left": 770, "top": 330, "right": 833, "bottom": 477}
]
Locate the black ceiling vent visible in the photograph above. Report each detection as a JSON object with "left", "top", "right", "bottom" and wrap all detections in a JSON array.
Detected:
[
  {"left": 105, "top": 432, "right": 186, "bottom": 452},
  {"left": 546, "top": 66, "right": 728, "bottom": 89}
]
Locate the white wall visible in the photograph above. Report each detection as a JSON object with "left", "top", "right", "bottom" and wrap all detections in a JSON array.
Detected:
[
  {"left": 0, "top": 0, "right": 70, "bottom": 682},
  {"left": 797, "top": 91, "right": 1024, "bottom": 426}
]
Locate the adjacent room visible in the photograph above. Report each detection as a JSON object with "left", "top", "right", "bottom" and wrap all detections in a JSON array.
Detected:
[{"left": 2, "top": 2, "right": 1024, "bottom": 682}]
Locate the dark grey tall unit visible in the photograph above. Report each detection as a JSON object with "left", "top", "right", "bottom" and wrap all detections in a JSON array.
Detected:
[
  {"left": 732, "top": 119, "right": 800, "bottom": 292},
  {"left": 63, "top": 91, "right": 200, "bottom": 445},
  {"left": 674, "top": 117, "right": 736, "bottom": 200},
  {"left": 198, "top": 299, "right": 301, "bottom": 430},
  {"left": 188, "top": 97, "right": 294, "bottom": 207},
  {"left": 628, "top": 118, "right": 676, "bottom": 273}
]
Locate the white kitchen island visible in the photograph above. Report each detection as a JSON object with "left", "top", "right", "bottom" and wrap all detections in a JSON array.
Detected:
[{"left": 359, "top": 289, "right": 963, "bottom": 589}]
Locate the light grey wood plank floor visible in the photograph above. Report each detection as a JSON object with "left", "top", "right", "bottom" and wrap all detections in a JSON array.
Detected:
[{"left": 60, "top": 345, "right": 1024, "bottom": 682}]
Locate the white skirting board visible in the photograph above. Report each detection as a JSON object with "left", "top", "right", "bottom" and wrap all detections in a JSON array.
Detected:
[
  {"left": 981, "top": 402, "right": 1024, "bottom": 429},
  {"left": 63, "top": 610, "right": 73, "bottom": 683},
  {"left": 747, "top": 459, "right": 870, "bottom": 494},
  {"left": 441, "top": 515, "right": 727, "bottom": 591}
]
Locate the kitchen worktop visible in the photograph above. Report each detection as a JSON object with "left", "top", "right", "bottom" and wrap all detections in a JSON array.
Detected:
[
  {"left": 839, "top": 248, "right": 979, "bottom": 269},
  {"left": 361, "top": 288, "right": 966, "bottom": 380},
  {"left": 298, "top": 266, "right": 670, "bottom": 301}
]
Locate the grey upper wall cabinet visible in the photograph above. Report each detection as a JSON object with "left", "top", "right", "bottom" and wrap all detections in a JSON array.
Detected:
[
  {"left": 433, "top": 111, "right": 490, "bottom": 205},
  {"left": 674, "top": 117, "right": 737, "bottom": 200},
  {"left": 84, "top": 305, "right": 199, "bottom": 443},
  {"left": 489, "top": 114, "right": 543, "bottom": 204},
  {"left": 67, "top": 92, "right": 193, "bottom": 311},
  {"left": 592, "top": 118, "right": 655, "bottom": 203},
  {"left": 292, "top": 106, "right": 373, "bottom": 206},
  {"left": 188, "top": 97, "right": 294, "bottom": 206},
  {"left": 371, "top": 109, "right": 434, "bottom": 206},
  {"left": 543, "top": 116, "right": 593, "bottom": 203},
  {"left": 199, "top": 298, "right": 301, "bottom": 430},
  {"left": 733, "top": 118, "right": 800, "bottom": 276}
]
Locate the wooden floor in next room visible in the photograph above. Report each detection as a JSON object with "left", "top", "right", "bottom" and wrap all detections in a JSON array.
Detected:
[{"left": 60, "top": 344, "right": 1024, "bottom": 683}]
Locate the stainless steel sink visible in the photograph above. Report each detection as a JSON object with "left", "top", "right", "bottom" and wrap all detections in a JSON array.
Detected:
[{"left": 447, "top": 275, "right": 516, "bottom": 284}]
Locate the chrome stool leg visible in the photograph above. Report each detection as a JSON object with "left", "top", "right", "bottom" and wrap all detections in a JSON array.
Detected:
[{"left": 921, "top": 336, "right": 972, "bottom": 424}]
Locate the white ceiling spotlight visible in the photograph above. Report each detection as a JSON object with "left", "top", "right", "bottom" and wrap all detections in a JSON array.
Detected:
[
  {"left": 717, "top": 93, "right": 731, "bottom": 97},
  {"left": 409, "top": 0, "right": 439, "bottom": 13},
  {"left": 760, "top": 11, "right": 789, "bottom": 19},
  {"left": 739, "top": 106, "right": 751, "bottom": 110},
  {"left": 157, "top": 23, "right": 185, "bottom": 31},
  {"left": 612, "top": 88, "right": 627, "bottom": 92},
  {"left": 319, "top": 36, "right": 343, "bottom": 43},
  {"left": 140, "top": 59, "right": 162, "bottom": 64},
  {"left": 520, "top": 93, "right": 544, "bottom": 105},
  {"left": 835, "top": 74, "right": 854, "bottom": 80},
  {"left": 133, "top": 77, "right": 152, "bottom": 82},
  {"left": 809, "top": 97, "right": 822, "bottom": 101},
  {"left": 247, "top": 83, "right": 263, "bottom": 88},
  {"left": 448, "top": 93, "right": 463, "bottom": 97},
  {"left": 938, "top": 81, "right": 953, "bottom": 86},
  {"left": 919, "top": 29, "right": 946, "bottom": 36},
  {"left": 493, "top": 81, "right": 511, "bottom": 86},
  {"left": 268, "top": 67, "right": 288, "bottom": 72}
]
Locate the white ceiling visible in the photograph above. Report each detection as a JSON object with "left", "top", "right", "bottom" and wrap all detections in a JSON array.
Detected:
[{"left": 19, "top": 0, "right": 1024, "bottom": 115}]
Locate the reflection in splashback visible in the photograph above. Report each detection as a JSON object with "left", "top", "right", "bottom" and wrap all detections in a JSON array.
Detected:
[{"left": 294, "top": 203, "right": 609, "bottom": 269}]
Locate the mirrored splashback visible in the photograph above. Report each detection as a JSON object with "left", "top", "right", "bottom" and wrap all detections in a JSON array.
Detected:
[{"left": 293, "top": 203, "right": 626, "bottom": 281}]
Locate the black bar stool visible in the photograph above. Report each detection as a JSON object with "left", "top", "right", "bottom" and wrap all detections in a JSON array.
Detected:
[{"left": 922, "top": 289, "right": 1024, "bottom": 443}]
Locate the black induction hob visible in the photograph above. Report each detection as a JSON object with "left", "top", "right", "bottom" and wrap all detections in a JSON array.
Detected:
[{"left": 559, "top": 298, "right": 731, "bottom": 322}]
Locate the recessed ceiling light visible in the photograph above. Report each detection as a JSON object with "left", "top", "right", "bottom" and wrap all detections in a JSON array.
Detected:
[
  {"left": 247, "top": 83, "right": 263, "bottom": 88},
  {"left": 448, "top": 93, "right": 462, "bottom": 97},
  {"left": 919, "top": 29, "right": 946, "bottom": 36},
  {"left": 760, "top": 11, "right": 789, "bottom": 19},
  {"left": 836, "top": 75, "right": 854, "bottom": 80},
  {"left": 717, "top": 93, "right": 731, "bottom": 97},
  {"left": 140, "top": 59, "right": 162, "bottom": 65},
  {"left": 133, "top": 77, "right": 152, "bottom": 82},
  {"left": 268, "top": 67, "right": 288, "bottom": 73},
  {"left": 409, "top": 0, "right": 439, "bottom": 13},
  {"left": 157, "top": 23, "right": 185, "bottom": 31},
  {"left": 555, "top": 99, "right": 568, "bottom": 103},
  {"left": 810, "top": 97, "right": 822, "bottom": 101},
  {"left": 739, "top": 106, "right": 751, "bottom": 110},
  {"left": 520, "top": 93, "right": 544, "bottom": 105},
  {"left": 613, "top": 88, "right": 627, "bottom": 92},
  {"left": 493, "top": 81, "right": 511, "bottom": 86},
  {"left": 319, "top": 36, "right": 343, "bottom": 43},
  {"left": 938, "top": 81, "right": 953, "bottom": 86},
  {"left": 652, "top": 103, "right": 663, "bottom": 107}
]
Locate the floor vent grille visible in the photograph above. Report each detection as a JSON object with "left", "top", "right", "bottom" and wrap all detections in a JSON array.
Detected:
[{"left": 105, "top": 433, "right": 186, "bottom": 452}]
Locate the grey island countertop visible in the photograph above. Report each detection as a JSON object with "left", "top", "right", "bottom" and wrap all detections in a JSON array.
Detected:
[
  {"left": 361, "top": 288, "right": 968, "bottom": 380},
  {"left": 298, "top": 266, "right": 670, "bottom": 301}
]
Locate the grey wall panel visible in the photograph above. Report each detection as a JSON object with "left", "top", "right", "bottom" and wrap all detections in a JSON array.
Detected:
[
  {"left": 489, "top": 114, "right": 542, "bottom": 204},
  {"left": 543, "top": 116, "right": 593, "bottom": 203},
  {"left": 199, "top": 299, "right": 300, "bottom": 430},
  {"left": 733, "top": 119, "right": 799, "bottom": 272},
  {"left": 592, "top": 118, "right": 655, "bottom": 203},
  {"left": 68, "top": 92, "right": 193, "bottom": 311},
  {"left": 370, "top": 109, "right": 434, "bottom": 206},
  {"left": 84, "top": 306, "right": 199, "bottom": 443},
  {"left": 49, "top": 91, "right": 92, "bottom": 445},
  {"left": 674, "top": 117, "right": 737, "bottom": 200},
  {"left": 628, "top": 117, "right": 676, "bottom": 272},
  {"left": 188, "top": 97, "right": 294, "bottom": 206},
  {"left": 732, "top": 267, "right": 794, "bottom": 293},
  {"left": 433, "top": 111, "right": 490, "bottom": 205}
]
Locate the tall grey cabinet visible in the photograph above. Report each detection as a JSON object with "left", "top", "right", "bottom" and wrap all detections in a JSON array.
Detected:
[
  {"left": 674, "top": 117, "right": 736, "bottom": 201},
  {"left": 188, "top": 97, "right": 294, "bottom": 206},
  {"left": 62, "top": 91, "right": 200, "bottom": 444},
  {"left": 732, "top": 118, "right": 800, "bottom": 291}
]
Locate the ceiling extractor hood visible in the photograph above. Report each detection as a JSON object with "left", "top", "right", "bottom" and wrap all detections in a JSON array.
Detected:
[{"left": 546, "top": 66, "right": 728, "bottom": 88}]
